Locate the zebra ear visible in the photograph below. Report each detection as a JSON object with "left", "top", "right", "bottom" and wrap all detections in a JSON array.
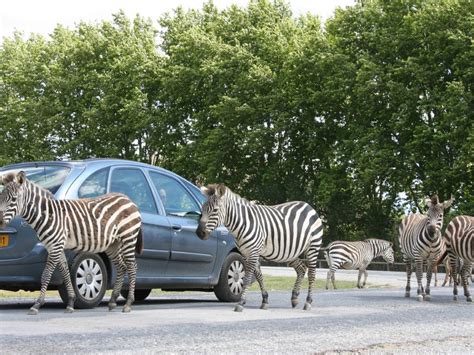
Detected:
[
  {"left": 216, "top": 184, "right": 226, "bottom": 197},
  {"left": 2, "top": 173, "right": 15, "bottom": 185},
  {"left": 443, "top": 196, "right": 454, "bottom": 209},
  {"left": 16, "top": 171, "right": 26, "bottom": 185}
]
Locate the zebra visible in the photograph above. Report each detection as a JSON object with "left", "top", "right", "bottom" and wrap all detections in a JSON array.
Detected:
[
  {"left": 399, "top": 195, "right": 453, "bottom": 301},
  {"left": 0, "top": 171, "right": 143, "bottom": 314},
  {"left": 324, "top": 239, "right": 394, "bottom": 289},
  {"left": 443, "top": 215, "right": 474, "bottom": 302},
  {"left": 196, "top": 184, "right": 323, "bottom": 312}
]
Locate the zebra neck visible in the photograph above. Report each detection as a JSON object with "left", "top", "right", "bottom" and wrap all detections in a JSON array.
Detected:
[
  {"left": 223, "top": 196, "right": 252, "bottom": 238},
  {"left": 21, "top": 184, "right": 54, "bottom": 229}
]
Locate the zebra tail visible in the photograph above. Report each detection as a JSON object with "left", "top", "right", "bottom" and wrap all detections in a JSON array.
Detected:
[
  {"left": 324, "top": 249, "right": 331, "bottom": 268},
  {"left": 436, "top": 249, "right": 448, "bottom": 266},
  {"left": 135, "top": 228, "right": 144, "bottom": 255}
]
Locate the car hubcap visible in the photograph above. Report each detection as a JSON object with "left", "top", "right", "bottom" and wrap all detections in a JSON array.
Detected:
[
  {"left": 228, "top": 260, "right": 245, "bottom": 295},
  {"left": 76, "top": 258, "right": 103, "bottom": 300}
]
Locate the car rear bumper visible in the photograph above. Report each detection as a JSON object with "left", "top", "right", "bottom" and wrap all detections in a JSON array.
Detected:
[{"left": 0, "top": 243, "right": 63, "bottom": 291}]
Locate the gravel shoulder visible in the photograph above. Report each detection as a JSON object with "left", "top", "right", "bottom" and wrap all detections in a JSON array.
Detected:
[{"left": 1, "top": 277, "right": 472, "bottom": 354}]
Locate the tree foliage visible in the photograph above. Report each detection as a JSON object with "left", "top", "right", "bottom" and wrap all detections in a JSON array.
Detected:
[{"left": 1, "top": 0, "right": 472, "bottom": 244}]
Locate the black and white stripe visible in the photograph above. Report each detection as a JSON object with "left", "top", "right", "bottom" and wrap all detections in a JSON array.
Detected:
[
  {"left": 196, "top": 184, "right": 323, "bottom": 312},
  {"left": 324, "top": 239, "right": 394, "bottom": 289},
  {"left": 444, "top": 215, "right": 474, "bottom": 302},
  {"left": 398, "top": 195, "right": 453, "bottom": 301},
  {"left": 0, "top": 171, "right": 143, "bottom": 314}
]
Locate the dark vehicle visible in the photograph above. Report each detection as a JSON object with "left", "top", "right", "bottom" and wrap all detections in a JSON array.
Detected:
[{"left": 0, "top": 159, "right": 245, "bottom": 308}]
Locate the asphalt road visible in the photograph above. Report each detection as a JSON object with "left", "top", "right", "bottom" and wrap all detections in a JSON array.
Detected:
[{"left": 1, "top": 275, "right": 472, "bottom": 354}]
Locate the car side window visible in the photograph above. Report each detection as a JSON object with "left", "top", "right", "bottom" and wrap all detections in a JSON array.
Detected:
[
  {"left": 78, "top": 168, "right": 109, "bottom": 198},
  {"left": 110, "top": 168, "right": 157, "bottom": 214},
  {"left": 149, "top": 172, "right": 200, "bottom": 218}
]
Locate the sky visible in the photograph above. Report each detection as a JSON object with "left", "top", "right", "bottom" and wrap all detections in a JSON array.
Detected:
[{"left": 1, "top": 0, "right": 356, "bottom": 40}]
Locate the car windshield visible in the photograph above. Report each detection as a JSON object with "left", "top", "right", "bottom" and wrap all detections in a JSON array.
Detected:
[{"left": 0, "top": 166, "right": 71, "bottom": 195}]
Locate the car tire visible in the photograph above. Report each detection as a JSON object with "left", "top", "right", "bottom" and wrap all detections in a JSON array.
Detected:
[
  {"left": 120, "top": 288, "right": 152, "bottom": 302},
  {"left": 214, "top": 252, "right": 246, "bottom": 302},
  {"left": 58, "top": 253, "right": 108, "bottom": 309}
]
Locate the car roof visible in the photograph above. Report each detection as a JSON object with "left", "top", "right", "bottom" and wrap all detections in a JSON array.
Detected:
[{"left": 1, "top": 158, "right": 184, "bottom": 180}]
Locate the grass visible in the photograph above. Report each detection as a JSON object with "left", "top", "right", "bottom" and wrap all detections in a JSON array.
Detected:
[{"left": 0, "top": 276, "right": 362, "bottom": 299}]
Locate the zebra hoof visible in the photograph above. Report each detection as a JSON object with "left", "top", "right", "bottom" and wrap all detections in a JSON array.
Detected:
[
  {"left": 64, "top": 306, "right": 74, "bottom": 313},
  {"left": 291, "top": 299, "right": 298, "bottom": 308},
  {"left": 234, "top": 305, "right": 244, "bottom": 312},
  {"left": 122, "top": 305, "right": 131, "bottom": 313},
  {"left": 303, "top": 303, "right": 312, "bottom": 311},
  {"left": 404, "top": 292, "right": 410, "bottom": 298},
  {"left": 453, "top": 295, "right": 458, "bottom": 301},
  {"left": 28, "top": 307, "right": 39, "bottom": 315},
  {"left": 260, "top": 303, "right": 268, "bottom": 310},
  {"left": 417, "top": 295, "right": 423, "bottom": 302},
  {"left": 424, "top": 294, "right": 431, "bottom": 301},
  {"left": 466, "top": 296, "right": 472, "bottom": 303},
  {"left": 108, "top": 302, "right": 117, "bottom": 311}
]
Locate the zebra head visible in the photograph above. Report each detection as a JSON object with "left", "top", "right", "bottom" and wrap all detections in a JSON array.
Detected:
[
  {"left": 425, "top": 195, "right": 453, "bottom": 238},
  {"left": 0, "top": 171, "right": 27, "bottom": 227},
  {"left": 196, "top": 184, "right": 227, "bottom": 240},
  {"left": 382, "top": 243, "right": 395, "bottom": 264}
]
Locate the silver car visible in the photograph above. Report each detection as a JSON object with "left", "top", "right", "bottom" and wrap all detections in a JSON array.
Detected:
[{"left": 0, "top": 159, "right": 246, "bottom": 308}]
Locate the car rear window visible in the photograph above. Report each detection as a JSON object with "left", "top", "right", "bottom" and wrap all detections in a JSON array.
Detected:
[{"left": 0, "top": 166, "right": 70, "bottom": 194}]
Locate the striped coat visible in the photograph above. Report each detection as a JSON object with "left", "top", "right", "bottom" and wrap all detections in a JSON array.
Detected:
[
  {"left": 196, "top": 184, "right": 323, "bottom": 312},
  {"left": 444, "top": 215, "right": 474, "bottom": 302},
  {"left": 0, "top": 171, "right": 142, "bottom": 314},
  {"left": 398, "top": 195, "right": 453, "bottom": 301},
  {"left": 324, "top": 239, "right": 394, "bottom": 289}
]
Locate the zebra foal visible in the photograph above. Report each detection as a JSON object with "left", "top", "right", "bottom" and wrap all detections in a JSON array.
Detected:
[
  {"left": 399, "top": 195, "right": 453, "bottom": 301},
  {"left": 324, "top": 239, "right": 394, "bottom": 289},
  {"left": 0, "top": 171, "right": 143, "bottom": 314},
  {"left": 443, "top": 215, "right": 474, "bottom": 302},
  {"left": 196, "top": 184, "right": 323, "bottom": 312}
]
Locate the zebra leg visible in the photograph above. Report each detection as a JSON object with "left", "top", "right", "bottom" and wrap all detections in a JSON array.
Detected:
[
  {"left": 29, "top": 248, "right": 62, "bottom": 315},
  {"left": 122, "top": 255, "right": 138, "bottom": 313},
  {"left": 362, "top": 269, "right": 368, "bottom": 288},
  {"left": 234, "top": 254, "right": 258, "bottom": 312},
  {"left": 461, "top": 261, "right": 473, "bottom": 302},
  {"left": 288, "top": 259, "right": 307, "bottom": 308},
  {"left": 326, "top": 269, "right": 336, "bottom": 290},
  {"left": 404, "top": 261, "right": 412, "bottom": 298},
  {"left": 106, "top": 245, "right": 127, "bottom": 311},
  {"left": 357, "top": 269, "right": 363, "bottom": 288},
  {"left": 424, "top": 260, "right": 433, "bottom": 301},
  {"left": 58, "top": 251, "right": 75, "bottom": 313},
  {"left": 254, "top": 263, "right": 269, "bottom": 310},
  {"left": 415, "top": 260, "right": 425, "bottom": 301},
  {"left": 449, "top": 254, "right": 459, "bottom": 301},
  {"left": 303, "top": 246, "right": 319, "bottom": 311}
]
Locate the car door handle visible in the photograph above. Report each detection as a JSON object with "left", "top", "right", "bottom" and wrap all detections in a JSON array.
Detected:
[{"left": 172, "top": 224, "right": 182, "bottom": 232}]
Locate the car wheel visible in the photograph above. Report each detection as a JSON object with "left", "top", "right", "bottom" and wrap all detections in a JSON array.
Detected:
[
  {"left": 120, "top": 288, "right": 152, "bottom": 301},
  {"left": 58, "top": 253, "right": 108, "bottom": 309},
  {"left": 214, "top": 252, "right": 246, "bottom": 302}
]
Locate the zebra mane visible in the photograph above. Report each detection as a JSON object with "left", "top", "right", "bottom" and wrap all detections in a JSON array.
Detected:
[
  {"left": 204, "top": 184, "right": 253, "bottom": 205},
  {"left": 24, "top": 177, "right": 55, "bottom": 199},
  {"left": 220, "top": 185, "right": 253, "bottom": 205},
  {"left": 365, "top": 238, "right": 393, "bottom": 249}
]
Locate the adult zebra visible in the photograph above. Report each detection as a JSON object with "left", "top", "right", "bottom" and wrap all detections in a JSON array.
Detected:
[
  {"left": 399, "top": 195, "right": 453, "bottom": 301},
  {"left": 324, "top": 239, "right": 394, "bottom": 289},
  {"left": 0, "top": 171, "right": 143, "bottom": 314},
  {"left": 196, "top": 184, "right": 323, "bottom": 312},
  {"left": 444, "top": 215, "right": 474, "bottom": 302}
]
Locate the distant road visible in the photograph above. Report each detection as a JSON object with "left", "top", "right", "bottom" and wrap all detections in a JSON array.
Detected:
[{"left": 262, "top": 266, "right": 424, "bottom": 288}]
